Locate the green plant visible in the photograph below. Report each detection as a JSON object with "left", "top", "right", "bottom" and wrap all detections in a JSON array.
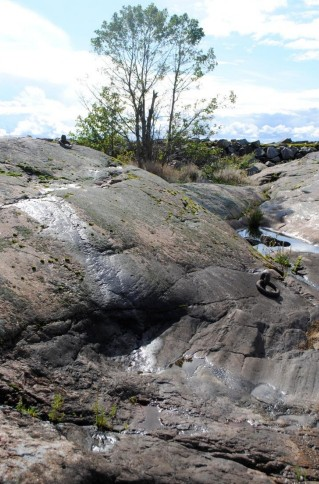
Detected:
[
  {"left": 92, "top": 400, "right": 117, "bottom": 430},
  {"left": 48, "top": 393, "right": 65, "bottom": 423},
  {"left": 273, "top": 250, "right": 291, "bottom": 269},
  {"left": 291, "top": 255, "right": 303, "bottom": 274},
  {"left": 246, "top": 205, "right": 263, "bottom": 231},
  {"left": 16, "top": 397, "right": 39, "bottom": 418},
  {"left": 92, "top": 401, "right": 109, "bottom": 429},
  {"left": 294, "top": 465, "right": 307, "bottom": 481}
]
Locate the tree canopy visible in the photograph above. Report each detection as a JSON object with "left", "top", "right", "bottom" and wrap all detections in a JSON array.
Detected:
[{"left": 74, "top": 3, "right": 235, "bottom": 165}]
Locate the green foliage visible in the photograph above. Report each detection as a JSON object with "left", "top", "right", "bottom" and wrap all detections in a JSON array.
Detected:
[
  {"left": 85, "top": 3, "right": 231, "bottom": 164},
  {"left": 182, "top": 141, "right": 222, "bottom": 168},
  {"left": 48, "top": 393, "right": 65, "bottom": 423},
  {"left": 291, "top": 255, "right": 303, "bottom": 274},
  {"left": 72, "top": 87, "right": 128, "bottom": 156},
  {"left": 245, "top": 205, "right": 263, "bottom": 231},
  {"left": 294, "top": 466, "right": 307, "bottom": 482},
  {"left": 0, "top": 169, "right": 22, "bottom": 177},
  {"left": 92, "top": 400, "right": 117, "bottom": 430},
  {"left": 273, "top": 251, "right": 291, "bottom": 269},
  {"left": 16, "top": 397, "right": 39, "bottom": 418}
]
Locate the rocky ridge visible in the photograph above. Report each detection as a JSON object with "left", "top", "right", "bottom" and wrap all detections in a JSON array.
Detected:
[{"left": 0, "top": 137, "right": 318, "bottom": 483}]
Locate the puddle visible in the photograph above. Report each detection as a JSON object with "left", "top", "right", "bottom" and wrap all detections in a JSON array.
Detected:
[
  {"left": 128, "top": 337, "right": 163, "bottom": 373},
  {"left": 239, "top": 227, "right": 319, "bottom": 290},
  {"left": 238, "top": 227, "right": 319, "bottom": 255},
  {"left": 39, "top": 183, "right": 82, "bottom": 194},
  {"left": 90, "top": 431, "right": 118, "bottom": 453},
  {"left": 181, "top": 357, "right": 205, "bottom": 377}
]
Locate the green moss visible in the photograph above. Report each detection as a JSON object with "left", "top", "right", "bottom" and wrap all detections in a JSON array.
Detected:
[{"left": 181, "top": 196, "right": 201, "bottom": 215}]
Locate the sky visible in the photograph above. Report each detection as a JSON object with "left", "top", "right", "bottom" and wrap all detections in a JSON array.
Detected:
[{"left": 0, "top": 0, "right": 318, "bottom": 142}]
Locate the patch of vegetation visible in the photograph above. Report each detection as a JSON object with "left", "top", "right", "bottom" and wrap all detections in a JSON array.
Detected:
[
  {"left": 273, "top": 251, "right": 291, "bottom": 270},
  {"left": 291, "top": 255, "right": 303, "bottom": 274},
  {"left": 294, "top": 465, "right": 307, "bottom": 482},
  {"left": 92, "top": 400, "right": 117, "bottom": 430},
  {"left": 0, "top": 169, "right": 22, "bottom": 177},
  {"left": 181, "top": 196, "right": 201, "bottom": 215},
  {"left": 245, "top": 205, "right": 263, "bottom": 231},
  {"left": 48, "top": 393, "right": 65, "bottom": 423},
  {"left": 126, "top": 172, "right": 140, "bottom": 180},
  {"left": 17, "top": 163, "right": 54, "bottom": 179},
  {"left": 16, "top": 397, "right": 39, "bottom": 418}
]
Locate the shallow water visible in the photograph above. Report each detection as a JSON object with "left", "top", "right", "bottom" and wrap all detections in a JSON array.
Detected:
[{"left": 238, "top": 227, "right": 319, "bottom": 255}]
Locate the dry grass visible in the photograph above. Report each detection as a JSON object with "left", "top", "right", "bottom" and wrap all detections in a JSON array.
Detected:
[
  {"left": 207, "top": 167, "right": 249, "bottom": 185},
  {"left": 144, "top": 162, "right": 200, "bottom": 183}
]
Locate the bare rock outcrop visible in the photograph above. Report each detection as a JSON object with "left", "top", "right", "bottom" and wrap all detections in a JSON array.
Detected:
[{"left": 0, "top": 137, "right": 318, "bottom": 483}]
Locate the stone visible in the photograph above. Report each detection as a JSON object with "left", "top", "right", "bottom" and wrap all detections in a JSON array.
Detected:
[{"left": 0, "top": 137, "right": 318, "bottom": 483}]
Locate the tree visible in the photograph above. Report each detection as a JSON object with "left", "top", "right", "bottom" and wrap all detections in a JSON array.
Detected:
[
  {"left": 83, "top": 3, "right": 233, "bottom": 165},
  {"left": 73, "top": 87, "right": 129, "bottom": 156}
]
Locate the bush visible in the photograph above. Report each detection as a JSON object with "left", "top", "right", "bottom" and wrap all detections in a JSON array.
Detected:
[
  {"left": 246, "top": 206, "right": 263, "bottom": 231},
  {"left": 144, "top": 161, "right": 200, "bottom": 183}
]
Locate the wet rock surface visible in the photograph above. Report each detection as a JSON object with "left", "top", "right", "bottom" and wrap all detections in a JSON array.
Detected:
[{"left": 0, "top": 137, "right": 318, "bottom": 483}]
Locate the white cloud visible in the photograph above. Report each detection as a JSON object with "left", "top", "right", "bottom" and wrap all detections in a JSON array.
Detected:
[
  {"left": 159, "top": 0, "right": 319, "bottom": 59},
  {"left": 0, "top": 1, "right": 100, "bottom": 84},
  {"left": 0, "top": 86, "right": 86, "bottom": 137},
  {"left": 217, "top": 120, "right": 319, "bottom": 143},
  {"left": 304, "top": 0, "right": 319, "bottom": 5},
  {"left": 201, "top": 74, "right": 319, "bottom": 117}
]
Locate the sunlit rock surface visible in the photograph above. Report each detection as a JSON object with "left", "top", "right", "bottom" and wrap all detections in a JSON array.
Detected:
[{"left": 0, "top": 137, "right": 318, "bottom": 483}]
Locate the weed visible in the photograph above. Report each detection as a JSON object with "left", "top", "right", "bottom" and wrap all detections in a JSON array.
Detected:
[
  {"left": 109, "top": 403, "right": 117, "bottom": 420},
  {"left": 16, "top": 397, "right": 39, "bottom": 418},
  {"left": 245, "top": 205, "right": 263, "bottom": 231},
  {"left": 294, "top": 465, "right": 307, "bottom": 482},
  {"left": 48, "top": 393, "right": 65, "bottom": 423},
  {"left": 291, "top": 256, "right": 303, "bottom": 274},
  {"left": 92, "top": 401, "right": 109, "bottom": 430},
  {"left": 273, "top": 252, "right": 291, "bottom": 269},
  {"left": 92, "top": 400, "right": 117, "bottom": 430}
]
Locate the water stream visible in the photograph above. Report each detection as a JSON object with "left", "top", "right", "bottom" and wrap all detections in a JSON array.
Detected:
[{"left": 238, "top": 227, "right": 319, "bottom": 255}]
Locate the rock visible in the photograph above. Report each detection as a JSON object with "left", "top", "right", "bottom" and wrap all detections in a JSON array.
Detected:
[
  {"left": 0, "top": 137, "right": 318, "bottom": 483},
  {"left": 252, "top": 151, "right": 319, "bottom": 244},
  {"left": 266, "top": 146, "right": 280, "bottom": 159}
]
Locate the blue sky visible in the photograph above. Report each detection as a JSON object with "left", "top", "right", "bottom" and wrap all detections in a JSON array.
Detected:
[{"left": 0, "top": 0, "right": 318, "bottom": 142}]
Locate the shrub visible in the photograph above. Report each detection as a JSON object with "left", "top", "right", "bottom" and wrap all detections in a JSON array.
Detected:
[
  {"left": 48, "top": 393, "right": 65, "bottom": 423},
  {"left": 16, "top": 397, "right": 39, "bottom": 418},
  {"left": 245, "top": 206, "right": 263, "bottom": 231}
]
